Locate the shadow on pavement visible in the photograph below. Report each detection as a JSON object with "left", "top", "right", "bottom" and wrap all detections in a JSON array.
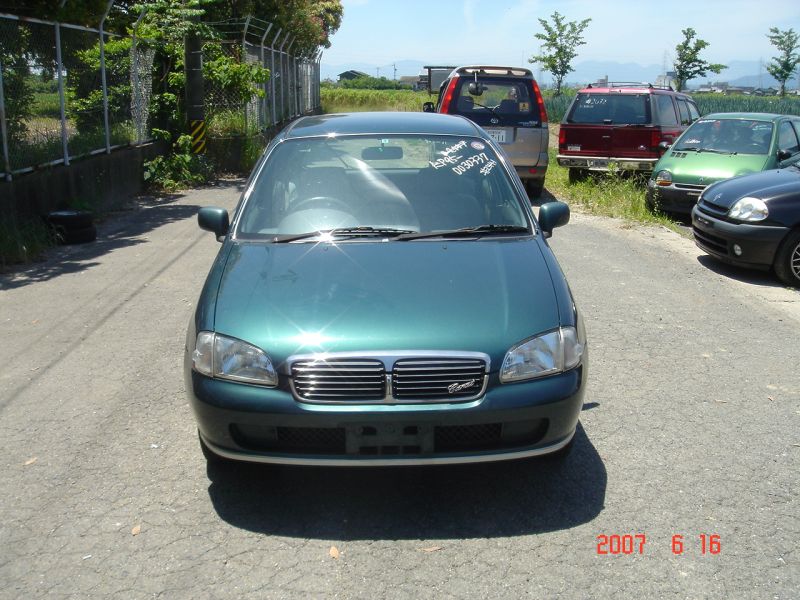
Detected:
[
  {"left": 696, "top": 255, "right": 795, "bottom": 290},
  {"left": 206, "top": 423, "right": 606, "bottom": 540},
  {"left": 1, "top": 192, "right": 200, "bottom": 290}
]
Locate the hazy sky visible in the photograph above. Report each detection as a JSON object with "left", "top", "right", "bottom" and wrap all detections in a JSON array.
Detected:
[{"left": 323, "top": 0, "right": 800, "bottom": 70}]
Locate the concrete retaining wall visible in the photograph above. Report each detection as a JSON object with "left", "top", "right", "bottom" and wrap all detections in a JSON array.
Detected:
[{"left": 0, "top": 142, "right": 166, "bottom": 224}]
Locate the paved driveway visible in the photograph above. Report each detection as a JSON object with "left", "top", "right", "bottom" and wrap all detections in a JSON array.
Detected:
[{"left": 1, "top": 182, "right": 798, "bottom": 599}]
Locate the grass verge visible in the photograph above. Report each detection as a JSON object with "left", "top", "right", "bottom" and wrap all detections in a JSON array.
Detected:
[
  {"left": 544, "top": 149, "right": 685, "bottom": 234},
  {"left": 0, "top": 216, "right": 56, "bottom": 270}
]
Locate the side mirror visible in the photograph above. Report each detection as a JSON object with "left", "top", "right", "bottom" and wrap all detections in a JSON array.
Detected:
[
  {"left": 538, "top": 201, "right": 570, "bottom": 238},
  {"left": 422, "top": 102, "right": 435, "bottom": 113},
  {"left": 658, "top": 140, "right": 671, "bottom": 152},
  {"left": 198, "top": 207, "right": 229, "bottom": 241},
  {"left": 777, "top": 149, "right": 792, "bottom": 161}
]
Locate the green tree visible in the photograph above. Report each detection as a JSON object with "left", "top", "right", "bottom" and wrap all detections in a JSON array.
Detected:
[
  {"left": 672, "top": 28, "right": 726, "bottom": 91},
  {"left": 766, "top": 27, "right": 800, "bottom": 97},
  {"left": 528, "top": 11, "right": 591, "bottom": 96}
]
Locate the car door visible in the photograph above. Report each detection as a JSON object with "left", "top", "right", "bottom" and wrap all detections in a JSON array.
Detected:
[{"left": 776, "top": 119, "right": 800, "bottom": 168}]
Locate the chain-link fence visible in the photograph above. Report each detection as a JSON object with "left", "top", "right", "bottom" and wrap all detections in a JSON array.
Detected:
[
  {"left": 0, "top": 11, "right": 154, "bottom": 181},
  {"left": 205, "top": 17, "right": 322, "bottom": 136},
  {"left": 0, "top": 11, "right": 321, "bottom": 181}
]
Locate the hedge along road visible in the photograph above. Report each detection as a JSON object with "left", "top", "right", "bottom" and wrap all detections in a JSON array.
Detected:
[{"left": 0, "top": 181, "right": 798, "bottom": 599}]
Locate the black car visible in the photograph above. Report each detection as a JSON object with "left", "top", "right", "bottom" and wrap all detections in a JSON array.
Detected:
[{"left": 692, "top": 165, "right": 800, "bottom": 286}]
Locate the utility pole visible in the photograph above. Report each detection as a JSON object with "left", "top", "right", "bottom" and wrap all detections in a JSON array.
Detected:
[
  {"left": 392, "top": 63, "right": 397, "bottom": 80},
  {"left": 376, "top": 66, "right": 380, "bottom": 78},
  {"left": 185, "top": 21, "right": 205, "bottom": 154}
]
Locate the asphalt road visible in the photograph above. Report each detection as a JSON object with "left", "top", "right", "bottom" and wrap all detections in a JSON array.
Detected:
[{"left": 1, "top": 182, "right": 798, "bottom": 599}]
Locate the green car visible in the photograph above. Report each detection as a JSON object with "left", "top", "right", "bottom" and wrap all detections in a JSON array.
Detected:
[
  {"left": 185, "top": 112, "right": 587, "bottom": 467},
  {"left": 646, "top": 113, "right": 800, "bottom": 215}
]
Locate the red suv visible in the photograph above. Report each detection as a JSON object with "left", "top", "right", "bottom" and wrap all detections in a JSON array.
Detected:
[{"left": 557, "top": 82, "right": 700, "bottom": 181}]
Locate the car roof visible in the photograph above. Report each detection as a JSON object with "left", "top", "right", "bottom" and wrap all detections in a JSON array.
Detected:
[
  {"left": 282, "top": 112, "right": 484, "bottom": 139},
  {"left": 576, "top": 85, "right": 681, "bottom": 95},
  {"left": 701, "top": 112, "right": 786, "bottom": 121},
  {"left": 451, "top": 65, "right": 534, "bottom": 78}
]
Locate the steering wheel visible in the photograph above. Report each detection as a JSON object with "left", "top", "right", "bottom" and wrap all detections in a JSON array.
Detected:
[{"left": 292, "top": 196, "right": 351, "bottom": 213}]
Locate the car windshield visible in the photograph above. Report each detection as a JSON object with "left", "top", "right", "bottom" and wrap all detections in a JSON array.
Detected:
[
  {"left": 236, "top": 134, "right": 529, "bottom": 240},
  {"left": 566, "top": 93, "right": 650, "bottom": 125},
  {"left": 452, "top": 78, "right": 542, "bottom": 127},
  {"left": 675, "top": 119, "right": 773, "bottom": 155}
]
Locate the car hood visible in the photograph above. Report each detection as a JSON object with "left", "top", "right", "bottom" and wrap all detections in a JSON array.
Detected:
[
  {"left": 661, "top": 151, "right": 769, "bottom": 183},
  {"left": 701, "top": 167, "right": 800, "bottom": 208},
  {"left": 213, "top": 238, "right": 560, "bottom": 368}
]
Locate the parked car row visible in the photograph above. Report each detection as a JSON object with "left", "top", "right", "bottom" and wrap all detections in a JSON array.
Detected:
[{"left": 421, "top": 67, "right": 800, "bottom": 287}]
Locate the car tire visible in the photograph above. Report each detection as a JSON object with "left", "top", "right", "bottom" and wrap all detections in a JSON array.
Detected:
[
  {"left": 525, "top": 178, "right": 544, "bottom": 198},
  {"left": 46, "top": 209, "right": 94, "bottom": 230},
  {"left": 568, "top": 168, "right": 588, "bottom": 184},
  {"left": 59, "top": 225, "right": 97, "bottom": 245},
  {"left": 199, "top": 431, "right": 231, "bottom": 465},
  {"left": 774, "top": 229, "right": 800, "bottom": 288},
  {"left": 537, "top": 434, "right": 575, "bottom": 463}
]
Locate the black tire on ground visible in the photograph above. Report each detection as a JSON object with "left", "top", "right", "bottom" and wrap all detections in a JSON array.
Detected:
[
  {"left": 538, "top": 434, "right": 576, "bottom": 463},
  {"left": 525, "top": 178, "right": 545, "bottom": 198},
  {"left": 199, "top": 431, "right": 231, "bottom": 465},
  {"left": 46, "top": 209, "right": 94, "bottom": 231},
  {"left": 774, "top": 229, "right": 800, "bottom": 287},
  {"left": 60, "top": 225, "right": 97, "bottom": 245},
  {"left": 568, "top": 168, "right": 588, "bottom": 184}
]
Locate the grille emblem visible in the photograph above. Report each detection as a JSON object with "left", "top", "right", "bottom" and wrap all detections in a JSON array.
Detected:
[{"left": 448, "top": 380, "right": 476, "bottom": 394}]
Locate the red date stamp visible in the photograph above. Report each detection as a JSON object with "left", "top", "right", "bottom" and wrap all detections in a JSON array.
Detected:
[{"left": 596, "top": 534, "right": 721, "bottom": 555}]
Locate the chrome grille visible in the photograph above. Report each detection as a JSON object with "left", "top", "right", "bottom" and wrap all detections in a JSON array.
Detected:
[
  {"left": 675, "top": 183, "right": 706, "bottom": 191},
  {"left": 291, "top": 359, "right": 385, "bottom": 401},
  {"left": 392, "top": 358, "right": 486, "bottom": 400}
]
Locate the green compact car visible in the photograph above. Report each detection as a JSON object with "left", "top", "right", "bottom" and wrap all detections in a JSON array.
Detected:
[
  {"left": 646, "top": 113, "right": 800, "bottom": 215},
  {"left": 185, "top": 112, "right": 587, "bottom": 467}
]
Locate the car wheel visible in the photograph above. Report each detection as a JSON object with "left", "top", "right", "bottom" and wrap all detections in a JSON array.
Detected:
[
  {"left": 568, "top": 168, "right": 588, "bottom": 184},
  {"left": 538, "top": 434, "right": 575, "bottom": 462},
  {"left": 199, "top": 431, "right": 231, "bottom": 465},
  {"left": 525, "top": 178, "right": 544, "bottom": 198},
  {"left": 774, "top": 230, "right": 800, "bottom": 287}
]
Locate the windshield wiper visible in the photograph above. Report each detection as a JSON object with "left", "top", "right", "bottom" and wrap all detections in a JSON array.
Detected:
[
  {"left": 272, "top": 227, "right": 415, "bottom": 243},
  {"left": 396, "top": 224, "right": 529, "bottom": 241}
]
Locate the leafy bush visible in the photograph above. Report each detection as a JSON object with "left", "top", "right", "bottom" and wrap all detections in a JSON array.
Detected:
[{"left": 143, "top": 131, "right": 214, "bottom": 190}]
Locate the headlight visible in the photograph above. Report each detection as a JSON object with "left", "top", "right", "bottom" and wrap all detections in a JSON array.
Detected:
[
  {"left": 655, "top": 170, "right": 672, "bottom": 186},
  {"left": 500, "top": 327, "right": 585, "bottom": 383},
  {"left": 728, "top": 197, "right": 768, "bottom": 222},
  {"left": 192, "top": 332, "right": 278, "bottom": 386}
]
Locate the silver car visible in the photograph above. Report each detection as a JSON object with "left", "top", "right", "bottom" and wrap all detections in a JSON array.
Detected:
[{"left": 424, "top": 66, "right": 549, "bottom": 197}]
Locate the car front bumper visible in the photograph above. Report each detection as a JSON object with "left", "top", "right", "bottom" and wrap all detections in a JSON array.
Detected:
[
  {"left": 557, "top": 155, "right": 657, "bottom": 172},
  {"left": 646, "top": 181, "right": 710, "bottom": 214},
  {"left": 691, "top": 205, "right": 789, "bottom": 269},
  {"left": 187, "top": 365, "right": 587, "bottom": 466}
]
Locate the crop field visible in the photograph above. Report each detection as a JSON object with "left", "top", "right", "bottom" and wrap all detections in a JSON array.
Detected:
[{"left": 322, "top": 88, "right": 800, "bottom": 122}]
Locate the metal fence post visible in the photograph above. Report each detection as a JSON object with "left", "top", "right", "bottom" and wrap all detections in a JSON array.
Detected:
[
  {"left": 54, "top": 22, "right": 70, "bottom": 166},
  {"left": 277, "top": 32, "right": 289, "bottom": 123},
  {"left": 98, "top": 0, "right": 115, "bottom": 153},
  {"left": 259, "top": 22, "right": 272, "bottom": 130},
  {"left": 285, "top": 36, "right": 294, "bottom": 119},
  {"left": 0, "top": 57, "right": 13, "bottom": 181},
  {"left": 270, "top": 28, "right": 281, "bottom": 126}
]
